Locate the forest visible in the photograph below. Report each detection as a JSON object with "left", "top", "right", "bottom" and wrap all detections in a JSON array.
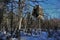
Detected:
[{"left": 0, "top": 0, "right": 60, "bottom": 40}]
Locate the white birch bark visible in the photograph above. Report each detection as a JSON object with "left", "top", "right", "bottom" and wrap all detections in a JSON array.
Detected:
[{"left": 19, "top": 17, "right": 22, "bottom": 30}]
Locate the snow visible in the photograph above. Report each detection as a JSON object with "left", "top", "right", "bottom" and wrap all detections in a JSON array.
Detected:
[{"left": 0, "top": 30, "right": 60, "bottom": 40}]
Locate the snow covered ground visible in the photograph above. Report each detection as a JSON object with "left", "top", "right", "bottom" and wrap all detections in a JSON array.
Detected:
[{"left": 0, "top": 30, "right": 60, "bottom": 40}]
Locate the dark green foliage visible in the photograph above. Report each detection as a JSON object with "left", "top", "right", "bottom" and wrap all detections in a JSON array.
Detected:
[
  {"left": 32, "top": 8, "right": 39, "bottom": 17},
  {"left": 0, "top": 9, "right": 3, "bottom": 24},
  {"left": 0, "top": 0, "right": 3, "bottom": 2},
  {"left": 32, "top": 9, "right": 39, "bottom": 17},
  {"left": 32, "top": 5, "right": 39, "bottom": 17},
  {"left": 0, "top": 0, "right": 10, "bottom": 4},
  {"left": 4, "top": 0, "right": 10, "bottom": 4}
]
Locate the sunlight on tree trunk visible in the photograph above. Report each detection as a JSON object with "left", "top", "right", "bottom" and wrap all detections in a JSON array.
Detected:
[{"left": 19, "top": 17, "right": 22, "bottom": 30}]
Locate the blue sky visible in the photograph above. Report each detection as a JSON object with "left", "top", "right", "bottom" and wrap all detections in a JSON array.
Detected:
[
  {"left": 28, "top": 0, "right": 60, "bottom": 19},
  {"left": 13, "top": 0, "right": 60, "bottom": 19}
]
